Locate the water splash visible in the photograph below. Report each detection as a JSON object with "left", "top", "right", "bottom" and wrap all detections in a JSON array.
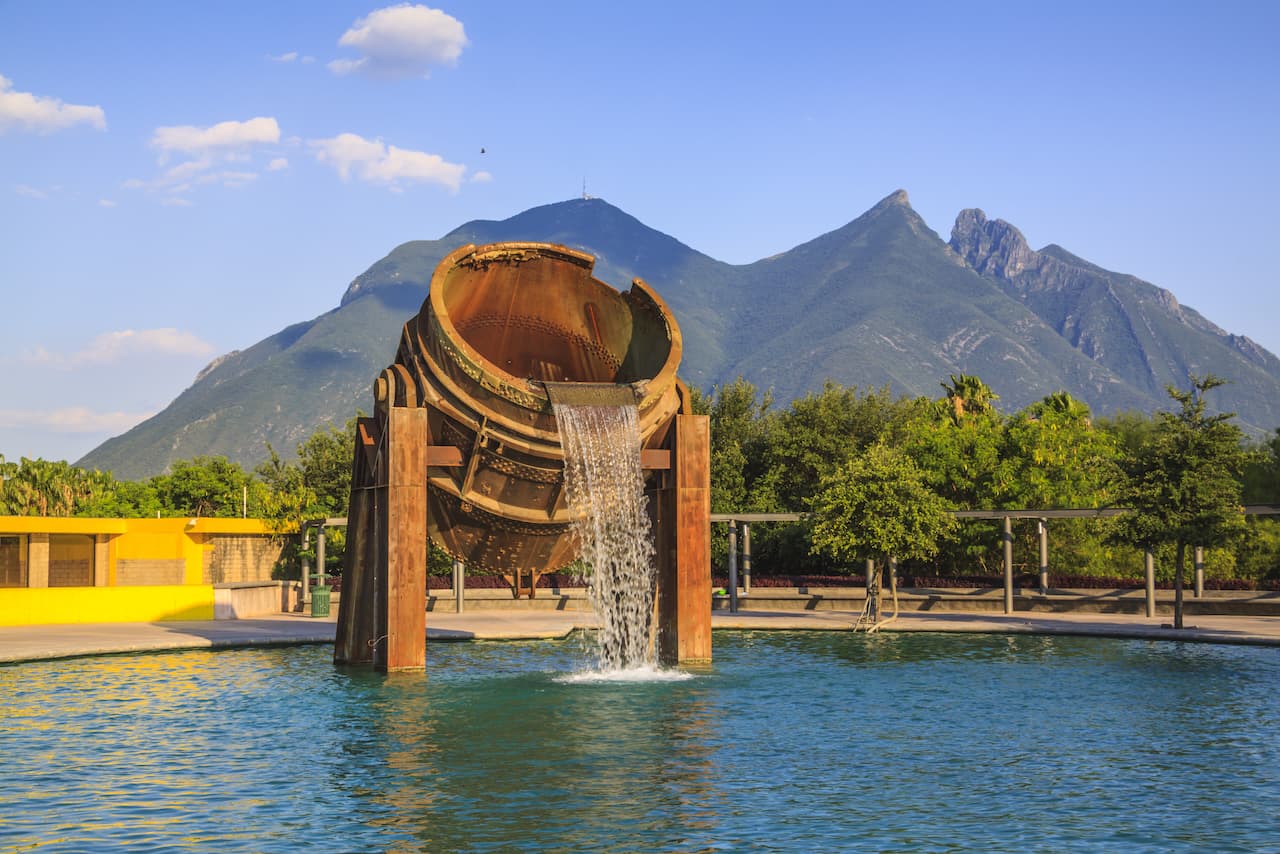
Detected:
[
  {"left": 552, "top": 400, "right": 656, "bottom": 671},
  {"left": 556, "top": 666, "right": 694, "bottom": 684}
]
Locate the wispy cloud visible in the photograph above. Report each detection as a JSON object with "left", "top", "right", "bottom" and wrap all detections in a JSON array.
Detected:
[
  {"left": 0, "top": 407, "right": 154, "bottom": 434},
  {"left": 0, "top": 74, "right": 106, "bottom": 134},
  {"left": 24, "top": 328, "right": 216, "bottom": 368},
  {"left": 270, "top": 51, "right": 315, "bottom": 64},
  {"left": 98, "top": 198, "right": 117, "bottom": 208},
  {"left": 15, "top": 184, "right": 48, "bottom": 199},
  {"left": 267, "top": 157, "right": 289, "bottom": 171},
  {"left": 309, "top": 132, "right": 466, "bottom": 191},
  {"left": 151, "top": 117, "right": 280, "bottom": 160},
  {"left": 329, "top": 4, "right": 468, "bottom": 79},
  {"left": 470, "top": 170, "right": 493, "bottom": 183},
  {"left": 127, "top": 117, "right": 283, "bottom": 200}
]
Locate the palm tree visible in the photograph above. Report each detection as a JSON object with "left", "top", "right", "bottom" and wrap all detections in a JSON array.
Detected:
[{"left": 940, "top": 374, "right": 999, "bottom": 422}]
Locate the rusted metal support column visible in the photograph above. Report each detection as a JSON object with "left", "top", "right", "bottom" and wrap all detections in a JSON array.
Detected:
[
  {"left": 453, "top": 559, "right": 465, "bottom": 613},
  {"left": 1002, "top": 516, "right": 1014, "bottom": 614},
  {"left": 1194, "top": 547, "right": 1204, "bottom": 599},
  {"left": 382, "top": 406, "right": 429, "bottom": 672},
  {"left": 727, "top": 521, "right": 738, "bottom": 614},
  {"left": 335, "top": 418, "right": 381, "bottom": 666},
  {"left": 1145, "top": 550, "right": 1156, "bottom": 618},
  {"left": 742, "top": 523, "right": 751, "bottom": 594},
  {"left": 1038, "top": 519, "right": 1049, "bottom": 596},
  {"left": 656, "top": 412, "right": 711, "bottom": 664}
]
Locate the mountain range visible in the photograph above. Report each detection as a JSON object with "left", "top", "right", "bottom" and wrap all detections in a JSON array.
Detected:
[{"left": 79, "top": 190, "right": 1280, "bottom": 479}]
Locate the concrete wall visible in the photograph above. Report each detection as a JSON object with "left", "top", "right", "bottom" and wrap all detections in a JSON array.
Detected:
[{"left": 214, "top": 581, "right": 297, "bottom": 619}]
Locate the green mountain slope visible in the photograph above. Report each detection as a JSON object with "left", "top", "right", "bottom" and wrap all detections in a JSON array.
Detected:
[
  {"left": 950, "top": 208, "right": 1280, "bottom": 432},
  {"left": 77, "top": 192, "right": 1280, "bottom": 479},
  {"left": 722, "top": 191, "right": 1154, "bottom": 413}
]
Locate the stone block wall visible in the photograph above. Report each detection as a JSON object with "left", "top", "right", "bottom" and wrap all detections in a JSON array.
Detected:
[
  {"left": 117, "top": 559, "right": 186, "bottom": 586},
  {"left": 203, "top": 535, "right": 286, "bottom": 584}
]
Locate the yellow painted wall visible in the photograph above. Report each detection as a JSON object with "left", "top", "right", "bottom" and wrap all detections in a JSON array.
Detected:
[
  {"left": 0, "top": 585, "right": 215, "bottom": 626},
  {"left": 0, "top": 518, "right": 280, "bottom": 625}
]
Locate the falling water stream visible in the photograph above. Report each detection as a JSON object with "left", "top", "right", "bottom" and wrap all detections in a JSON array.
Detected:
[{"left": 551, "top": 397, "right": 656, "bottom": 671}]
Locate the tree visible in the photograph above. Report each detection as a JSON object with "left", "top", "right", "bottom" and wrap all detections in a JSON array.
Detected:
[
  {"left": 706, "top": 377, "right": 772, "bottom": 515},
  {"left": 940, "top": 373, "right": 999, "bottom": 422},
  {"left": 1111, "top": 375, "right": 1248, "bottom": 628},
  {"left": 809, "top": 442, "right": 957, "bottom": 577},
  {"left": 1000, "top": 391, "right": 1119, "bottom": 509},
  {"left": 905, "top": 375, "right": 1006, "bottom": 509},
  {"left": 1242, "top": 428, "right": 1280, "bottom": 504},
  {"left": 152, "top": 456, "right": 255, "bottom": 518}
]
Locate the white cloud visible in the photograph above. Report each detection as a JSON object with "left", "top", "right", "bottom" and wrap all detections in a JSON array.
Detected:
[
  {"left": 0, "top": 407, "right": 155, "bottom": 434},
  {"left": 267, "top": 157, "right": 289, "bottom": 171},
  {"left": 15, "top": 184, "right": 48, "bottom": 199},
  {"left": 98, "top": 199, "right": 117, "bottom": 208},
  {"left": 151, "top": 117, "right": 280, "bottom": 158},
  {"left": 271, "top": 51, "right": 299, "bottom": 63},
  {"left": 0, "top": 74, "right": 106, "bottom": 134},
  {"left": 127, "top": 117, "right": 282, "bottom": 201},
  {"left": 309, "top": 132, "right": 465, "bottom": 191},
  {"left": 329, "top": 4, "right": 468, "bottom": 79},
  {"left": 470, "top": 170, "right": 493, "bottom": 183},
  {"left": 203, "top": 170, "right": 258, "bottom": 188},
  {"left": 160, "top": 197, "right": 193, "bottom": 207},
  {"left": 23, "top": 328, "right": 216, "bottom": 368}
]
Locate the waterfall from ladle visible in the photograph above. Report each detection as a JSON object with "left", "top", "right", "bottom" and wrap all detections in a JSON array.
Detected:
[{"left": 550, "top": 392, "right": 656, "bottom": 670}]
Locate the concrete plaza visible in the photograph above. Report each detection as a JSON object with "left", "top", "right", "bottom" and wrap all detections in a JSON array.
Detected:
[{"left": 2, "top": 607, "right": 1279, "bottom": 664}]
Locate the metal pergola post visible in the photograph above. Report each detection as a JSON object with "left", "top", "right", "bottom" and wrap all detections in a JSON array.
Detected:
[
  {"left": 727, "top": 521, "right": 738, "bottom": 613},
  {"left": 452, "top": 559, "right": 464, "bottom": 613},
  {"left": 1002, "top": 516, "right": 1014, "bottom": 614},
  {"left": 1038, "top": 519, "right": 1049, "bottom": 596},
  {"left": 1145, "top": 550, "right": 1156, "bottom": 618}
]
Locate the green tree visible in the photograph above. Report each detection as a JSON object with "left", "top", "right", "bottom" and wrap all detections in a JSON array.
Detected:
[
  {"left": 940, "top": 373, "right": 999, "bottom": 422},
  {"left": 1111, "top": 375, "right": 1248, "bottom": 628},
  {"left": 0, "top": 457, "right": 106, "bottom": 516},
  {"left": 1242, "top": 428, "right": 1280, "bottom": 504},
  {"left": 809, "top": 442, "right": 957, "bottom": 574},
  {"left": 1000, "top": 392, "right": 1119, "bottom": 509},
  {"left": 905, "top": 375, "right": 1006, "bottom": 509},
  {"left": 759, "top": 382, "right": 920, "bottom": 510},
  {"left": 706, "top": 377, "right": 772, "bottom": 514},
  {"left": 152, "top": 456, "right": 256, "bottom": 518}
]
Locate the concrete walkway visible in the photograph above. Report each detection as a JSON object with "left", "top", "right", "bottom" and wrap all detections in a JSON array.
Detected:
[{"left": 2, "top": 607, "right": 1280, "bottom": 664}]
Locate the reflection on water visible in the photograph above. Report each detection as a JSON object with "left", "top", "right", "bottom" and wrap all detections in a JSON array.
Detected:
[{"left": 1, "top": 633, "right": 1278, "bottom": 852}]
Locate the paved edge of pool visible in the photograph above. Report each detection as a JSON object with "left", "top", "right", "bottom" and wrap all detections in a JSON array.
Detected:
[{"left": 2, "top": 609, "right": 1279, "bottom": 664}]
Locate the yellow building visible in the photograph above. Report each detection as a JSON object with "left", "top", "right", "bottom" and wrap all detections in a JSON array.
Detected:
[{"left": 0, "top": 517, "right": 286, "bottom": 626}]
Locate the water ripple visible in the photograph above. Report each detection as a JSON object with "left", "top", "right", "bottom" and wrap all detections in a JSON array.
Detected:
[{"left": 1, "top": 634, "right": 1277, "bottom": 852}]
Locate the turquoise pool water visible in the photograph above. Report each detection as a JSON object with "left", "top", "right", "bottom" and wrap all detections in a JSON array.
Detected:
[{"left": 2, "top": 632, "right": 1277, "bottom": 852}]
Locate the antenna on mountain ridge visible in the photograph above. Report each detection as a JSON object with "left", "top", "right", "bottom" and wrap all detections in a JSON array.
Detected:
[{"left": 582, "top": 178, "right": 592, "bottom": 200}]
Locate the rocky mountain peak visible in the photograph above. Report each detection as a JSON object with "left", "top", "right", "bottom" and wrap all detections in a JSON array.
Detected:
[
  {"left": 949, "top": 208, "right": 1037, "bottom": 280},
  {"left": 873, "top": 188, "right": 911, "bottom": 210}
]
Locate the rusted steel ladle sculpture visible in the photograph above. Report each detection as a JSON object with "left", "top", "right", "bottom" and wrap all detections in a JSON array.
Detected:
[{"left": 334, "top": 243, "right": 711, "bottom": 671}]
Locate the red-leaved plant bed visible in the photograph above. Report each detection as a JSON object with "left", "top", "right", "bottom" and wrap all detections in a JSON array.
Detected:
[
  {"left": 712, "top": 573, "right": 1280, "bottom": 592},
  {"left": 426, "top": 573, "right": 586, "bottom": 590},
  {"left": 712, "top": 574, "right": 867, "bottom": 589}
]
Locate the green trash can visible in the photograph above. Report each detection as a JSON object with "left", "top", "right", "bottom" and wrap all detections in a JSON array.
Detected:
[{"left": 310, "top": 585, "right": 332, "bottom": 618}]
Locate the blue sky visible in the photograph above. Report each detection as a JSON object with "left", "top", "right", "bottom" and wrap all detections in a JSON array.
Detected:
[{"left": 2, "top": 1, "right": 1278, "bottom": 466}]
